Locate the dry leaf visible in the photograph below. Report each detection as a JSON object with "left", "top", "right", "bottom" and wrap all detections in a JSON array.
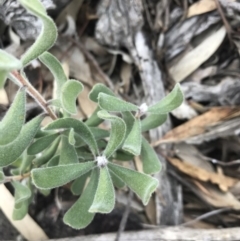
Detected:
[
  {"left": 154, "top": 107, "right": 240, "bottom": 145},
  {"left": 187, "top": 0, "right": 216, "bottom": 18},
  {"left": 167, "top": 157, "right": 237, "bottom": 191},
  {"left": 169, "top": 26, "right": 226, "bottom": 82}
]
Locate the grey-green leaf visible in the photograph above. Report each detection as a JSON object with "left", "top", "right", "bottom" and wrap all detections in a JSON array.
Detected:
[
  {"left": 0, "top": 49, "right": 22, "bottom": 70},
  {"left": 110, "top": 170, "right": 125, "bottom": 188},
  {"left": 45, "top": 118, "right": 99, "bottom": 156},
  {"left": 122, "top": 111, "right": 135, "bottom": 137},
  {"left": 98, "top": 93, "right": 138, "bottom": 112},
  {"left": 89, "top": 167, "right": 115, "bottom": 213},
  {"left": 0, "top": 115, "right": 44, "bottom": 167},
  {"left": 141, "top": 137, "right": 161, "bottom": 174},
  {"left": 32, "top": 162, "right": 96, "bottom": 189},
  {"left": 27, "top": 133, "right": 59, "bottom": 155},
  {"left": 108, "top": 163, "right": 159, "bottom": 205},
  {"left": 89, "top": 83, "right": 114, "bottom": 103},
  {"left": 147, "top": 84, "right": 184, "bottom": 114},
  {"left": 63, "top": 169, "right": 98, "bottom": 229},
  {"left": 19, "top": 0, "right": 57, "bottom": 66},
  {"left": 33, "top": 136, "right": 60, "bottom": 166},
  {"left": 71, "top": 172, "right": 89, "bottom": 196},
  {"left": 39, "top": 52, "right": 67, "bottom": 99},
  {"left": 122, "top": 118, "right": 142, "bottom": 156},
  {"left": 47, "top": 155, "right": 60, "bottom": 167},
  {"left": 0, "top": 87, "right": 26, "bottom": 145},
  {"left": 85, "top": 107, "right": 103, "bottom": 127},
  {"left": 97, "top": 110, "right": 126, "bottom": 158},
  {"left": 68, "top": 128, "right": 76, "bottom": 146},
  {"left": 141, "top": 114, "right": 167, "bottom": 132},
  {"left": 59, "top": 135, "right": 78, "bottom": 165},
  {"left": 61, "top": 79, "right": 83, "bottom": 114}
]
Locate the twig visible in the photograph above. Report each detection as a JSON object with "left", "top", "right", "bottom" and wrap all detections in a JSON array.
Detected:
[
  {"left": 2, "top": 172, "right": 31, "bottom": 183},
  {"left": 115, "top": 190, "right": 134, "bottom": 241},
  {"left": 11, "top": 71, "right": 57, "bottom": 120}
]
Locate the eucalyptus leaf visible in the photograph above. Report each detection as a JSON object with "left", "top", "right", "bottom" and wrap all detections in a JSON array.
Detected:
[
  {"left": 59, "top": 135, "right": 78, "bottom": 165},
  {"left": 123, "top": 118, "right": 142, "bottom": 156},
  {"left": 89, "top": 167, "right": 115, "bottom": 213},
  {"left": 39, "top": 52, "right": 67, "bottom": 99},
  {"left": 47, "top": 155, "right": 60, "bottom": 167},
  {"left": 32, "top": 161, "right": 96, "bottom": 189},
  {"left": 71, "top": 172, "right": 89, "bottom": 196},
  {"left": 97, "top": 110, "right": 126, "bottom": 158},
  {"left": 61, "top": 79, "right": 83, "bottom": 114},
  {"left": 45, "top": 118, "right": 99, "bottom": 156},
  {"left": 27, "top": 133, "right": 59, "bottom": 155},
  {"left": 147, "top": 84, "right": 184, "bottom": 114},
  {"left": 98, "top": 93, "right": 138, "bottom": 112},
  {"left": 108, "top": 163, "right": 158, "bottom": 205},
  {"left": 63, "top": 169, "right": 98, "bottom": 229},
  {"left": 0, "top": 87, "right": 26, "bottom": 145},
  {"left": 0, "top": 115, "right": 44, "bottom": 167},
  {"left": 141, "top": 114, "right": 167, "bottom": 132},
  {"left": 33, "top": 136, "right": 60, "bottom": 166},
  {"left": 141, "top": 137, "right": 161, "bottom": 174},
  {"left": 89, "top": 83, "right": 114, "bottom": 103},
  {"left": 19, "top": 0, "right": 57, "bottom": 66}
]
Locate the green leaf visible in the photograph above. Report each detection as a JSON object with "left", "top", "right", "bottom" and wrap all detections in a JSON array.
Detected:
[
  {"left": 33, "top": 136, "right": 60, "bottom": 166},
  {"left": 19, "top": 0, "right": 57, "bottom": 66},
  {"left": 89, "top": 167, "right": 115, "bottom": 213},
  {"left": 141, "top": 137, "right": 161, "bottom": 174},
  {"left": 90, "top": 127, "right": 109, "bottom": 140},
  {"left": 0, "top": 70, "right": 7, "bottom": 88},
  {"left": 45, "top": 118, "right": 99, "bottom": 156},
  {"left": 61, "top": 79, "right": 83, "bottom": 114},
  {"left": 97, "top": 110, "right": 126, "bottom": 158},
  {"left": 0, "top": 49, "right": 22, "bottom": 70},
  {"left": 108, "top": 163, "right": 158, "bottom": 205},
  {"left": 122, "top": 118, "right": 142, "bottom": 156},
  {"left": 89, "top": 83, "right": 114, "bottom": 103},
  {"left": 147, "top": 84, "right": 184, "bottom": 114},
  {"left": 47, "top": 155, "right": 60, "bottom": 167},
  {"left": 19, "top": 152, "right": 34, "bottom": 175},
  {"left": 68, "top": 128, "right": 76, "bottom": 146},
  {"left": 12, "top": 181, "right": 31, "bottom": 220},
  {"left": 141, "top": 114, "right": 167, "bottom": 132},
  {"left": 98, "top": 93, "right": 138, "bottom": 112},
  {"left": 110, "top": 170, "right": 125, "bottom": 188},
  {"left": 122, "top": 111, "right": 135, "bottom": 137},
  {"left": 71, "top": 172, "right": 89, "bottom": 195},
  {"left": 63, "top": 169, "right": 98, "bottom": 229},
  {"left": 59, "top": 135, "right": 78, "bottom": 165},
  {"left": 76, "top": 148, "right": 94, "bottom": 160},
  {"left": 0, "top": 115, "right": 44, "bottom": 167},
  {"left": 32, "top": 161, "right": 96, "bottom": 189},
  {"left": 85, "top": 107, "right": 103, "bottom": 127},
  {"left": 112, "top": 150, "right": 134, "bottom": 161},
  {"left": 0, "top": 87, "right": 26, "bottom": 145},
  {"left": 39, "top": 52, "right": 67, "bottom": 99},
  {"left": 27, "top": 133, "right": 59, "bottom": 155}
]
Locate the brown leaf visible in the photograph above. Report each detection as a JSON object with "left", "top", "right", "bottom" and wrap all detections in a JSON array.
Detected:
[
  {"left": 167, "top": 157, "right": 238, "bottom": 192},
  {"left": 154, "top": 106, "right": 240, "bottom": 145}
]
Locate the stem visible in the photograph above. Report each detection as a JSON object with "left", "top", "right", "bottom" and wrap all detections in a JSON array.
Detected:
[
  {"left": 11, "top": 71, "right": 57, "bottom": 120},
  {"left": 3, "top": 172, "right": 31, "bottom": 183}
]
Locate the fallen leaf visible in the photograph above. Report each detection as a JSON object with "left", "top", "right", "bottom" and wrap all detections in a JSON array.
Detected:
[
  {"left": 167, "top": 157, "right": 237, "bottom": 191},
  {"left": 187, "top": 0, "right": 216, "bottom": 18},
  {"left": 169, "top": 26, "right": 226, "bottom": 82},
  {"left": 154, "top": 106, "right": 240, "bottom": 145}
]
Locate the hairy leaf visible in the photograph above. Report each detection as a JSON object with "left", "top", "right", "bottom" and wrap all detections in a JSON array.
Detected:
[
  {"left": 113, "top": 150, "right": 134, "bottom": 161},
  {"left": 0, "top": 87, "right": 26, "bottom": 145},
  {"left": 123, "top": 118, "right": 142, "bottom": 156},
  {"left": 141, "top": 114, "right": 167, "bottom": 132},
  {"left": 19, "top": 0, "right": 57, "bottom": 66},
  {"left": 19, "top": 152, "right": 34, "bottom": 175},
  {"left": 89, "top": 83, "right": 114, "bottom": 103},
  {"left": 33, "top": 136, "right": 60, "bottom": 166},
  {"left": 71, "top": 172, "right": 89, "bottom": 196},
  {"left": 63, "top": 169, "right": 98, "bottom": 229},
  {"left": 89, "top": 167, "right": 115, "bottom": 213},
  {"left": 61, "top": 79, "right": 83, "bottom": 114},
  {"left": 32, "top": 162, "right": 96, "bottom": 189},
  {"left": 98, "top": 110, "right": 126, "bottom": 158},
  {"left": 0, "top": 115, "right": 44, "bottom": 167},
  {"left": 39, "top": 52, "right": 67, "bottom": 99},
  {"left": 110, "top": 170, "right": 125, "bottom": 188},
  {"left": 45, "top": 118, "right": 99, "bottom": 156},
  {"left": 85, "top": 107, "right": 103, "bottom": 127},
  {"left": 27, "top": 132, "right": 59, "bottom": 155},
  {"left": 122, "top": 111, "right": 135, "bottom": 137},
  {"left": 108, "top": 163, "right": 159, "bottom": 205},
  {"left": 68, "top": 128, "right": 76, "bottom": 145},
  {"left": 59, "top": 135, "right": 78, "bottom": 165},
  {"left": 98, "top": 93, "right": 138, "bottom": 112},
  {"left": 141, "top": 137, "right": 161, "bottom": 174},
  {"left": 47, "top": 155, "right": 60, "bottom": 167},
  {"left": 148, "top": 84, "right": 184, "bottom": 114}
]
